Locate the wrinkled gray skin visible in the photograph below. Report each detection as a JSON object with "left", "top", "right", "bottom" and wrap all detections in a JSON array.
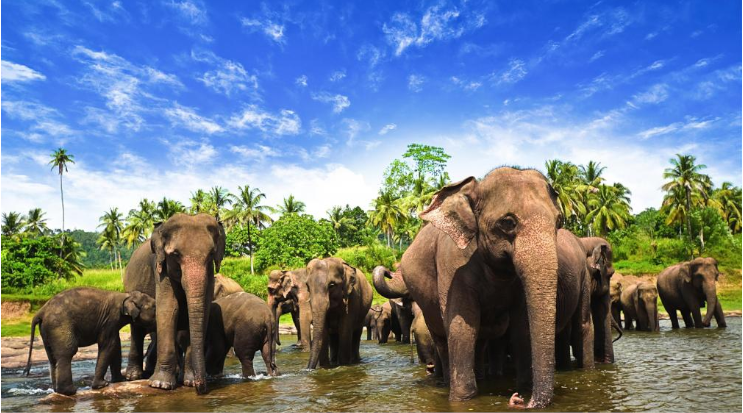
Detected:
[
  {"left": 364, "top": 305, "right": 382, "bottom": 340},
  {"left": 620, "top": 282, "right": 660, "bottom": 332},
  {"left": 374, "top": 168, "right": 562, "bottom": 408},
  {"left": 579, "top": 237, "right": 616, "bottom": 364},
  {"left": 205, "top": 292, "right": 277, "bottom": 378},
  {"left": 390, "top": 298, "right": 414, "bottom": 344},
  {"left": 213, "top": 274, "right": 244, "bottom": 301},
  {"left": 125, "top": 213, "right": 225, "bottom": 394},
  {"left": 657, "top": 257, "right": 726, "bottom": 329},
  {"left": 554, "top": 230, "right": 595, "bottom": 370},
  {"left": 24, "top": 287, "right": 156, "bottom": 395},
  {"left": 373, "top": 301, "right": 397, "bottom": 344},
  {"left": 306, "top": 258, "right": 373, "bottom": 369},
  {"left": 266, "top": 269, "right": 310, "bottom": 350},
  {"left": 411, "top": 302, "right": 438, "bottom": 375}
]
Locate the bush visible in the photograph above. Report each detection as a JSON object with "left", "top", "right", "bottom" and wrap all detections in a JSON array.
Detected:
[
  {"left": 1, "top": 236, "right": 78, "bottom": 292},
  {"left": 335, "top": 245, "right": 400, "bottom": 274},
  {"left": 254, "top": 214, "right": 338, "bottom": 272}
]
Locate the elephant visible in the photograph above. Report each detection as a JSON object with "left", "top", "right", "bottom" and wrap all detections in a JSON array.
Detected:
[
  {"left": 23, "top": 287, "right": 156, "bottom": 395},
  {"left": 205, "top": 292, "right": 277, "bottom": 378},
  {"left": 620, "top": 282, "right": 660, "bottom": 332},
  {"left": 306, "top": 258, "right": 373, "bottom": 369},
  {"left": 372, "top": 301, "right": 397, "bottom": 344},
  {"left": 124, "top": 213, "right": 226, "bottom": 394},
  {"left": 657, "top": 257, "right": 726, "bottom": 329},
  {"left": 214, "top": 273, "right": 244, "bottom": 300},
  {"left": 364, "top": 305, "right": 382, "bottom": 340},
  {"left": 579, "top": 237, "right": 616, "bottom": 364},
  {"left": 554, "top": 229, "right": 594, "bottom": 371},
  {"left": 411, "top": 301, "right": 438, "bottom": 375},
  {"left": 373, "top": 168, "right": 562, "bottom": 408},
  {"left": 389, "top": 298, "right": 414, "bottom": 344},
  {"left": 266, "top": 269, "right": 311, "bottom": 350},
  {"left": 610, "top": 276, "right": 623, "bottom": 326}
]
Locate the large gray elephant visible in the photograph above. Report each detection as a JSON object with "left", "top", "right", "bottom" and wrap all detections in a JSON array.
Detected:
[
  {"left": 579, "top": 237, "right": 616, "bottom": 364},
  {"left": 266, "top": 269, "right": 311, "bottom": 350},
  {"left": 306, "top": 258, "right": 373, "bottom": 369},
  {"left": 620, "top": 282, "right": 659, "bottom": 332},
  {"left": 374, "top": 168, "right": 562, "bottom": 408},
  {"left": 657, "top": 257, "right": 726, "bottom": 329},
  {"left": 124, "top": 213, "right": 225, "bottom": 394},
  {"left": 24, "top": 288, "right": 156, "bottom": 395}
]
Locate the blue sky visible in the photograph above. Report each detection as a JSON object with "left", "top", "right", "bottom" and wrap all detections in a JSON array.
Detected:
[{"left": 2, "top": 0, "right": 741, "bottom": 231}]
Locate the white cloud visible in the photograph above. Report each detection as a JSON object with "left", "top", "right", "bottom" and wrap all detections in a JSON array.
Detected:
[
  {"left": 164, "top": 0, "right": 208, "bottom": 26},
  {"left": 1, "top": 100, "right": 58, "bottom": 120},
  {"left": 356, "top": 44, "right": 384, "bottom": 67},
  {"left": 165, "top": 103, "right": 223, "bottom": 134},
  {"left": 241, "top": 18, "right": 285, "bottom": 44},
  {"left": 312, "top": 92, "right": 350, "bottom": 113},
  {"left": 637, "top": 117, "right": 718, "bottom": 139},
  {"left": 295, "top": 75, "right": 308, "bottom": 87},
  {"left": 228, "top": 105, "right": 301, "bottom": 135},
  {"left": 229, "top": 144, "right": 278, "bottom": 160},
  {"left": 408, "top": 74, "right": 424, "bottom": 92},
  {"left": 198, "top": 59, "right": 258, "bottom": 96},
  {"left": 379, "top": 123, "right": 397, "bottom": 135},
  {"left": 168, "top": 139, "right": 218, "bottom": 167},
  {"left": 309, "top": 119, "right": 326, "bottom": 136},
  {"left": 1, "top": 61, "right": 46, "bottom": 82},
  {"left": 329, "top": 70, "right": 346, "bottom": 82},
  {"left": 342, "top": 118, "right": 370, "bottom": 146},
  {"left": 589, "top": 50, "right": 605, "bottom": 62},
  {"left": 632, "top": 83, "right": 668, "bottom": 105},
  {"left": 496, "top": 59, "right": 527, "bottom": 84}
]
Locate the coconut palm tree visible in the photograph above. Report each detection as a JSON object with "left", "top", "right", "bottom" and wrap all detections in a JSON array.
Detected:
[
  {"left": 97, "top": 227, "right": 118, "bottom": 270},
  {"left": 579, "top": 161, "right": 607, "bottom": 188},
  {"left": 58, "top": 234, "right": 85, "bottom": 277},
  {"left": 274, "top": 195, "right": 306, "bottom": 215},
  {"left": 327, "top": 206, "right": 355, "bottom": 236},
  {"left": 48, "top": 148, "right": 75, "bottom": 239},
  {"left": 24, "top": 208, "right": 49, "bottom": 236},
  {"left": 226, "top": 185, "right": 273, "bottom": 275},
  {"left": 662, "top": 154, "right": 712, "bottom": 238},
  {"left": 155, "top": 197, "right": 186, "bottom": 221},
  {"left": 545, "top": 159, "right": 586, "bottom": 222},
  {"left": 98, "top": 208, "right": 124, "bottom": 275},
  {"left": 585, "top": 185, "right": 632, "bottom": 236},
  {"left": 370, "top": 190, "right": 406, "bottom": 247},
  {"left": 208, "top": 186, "right": 234, "bottom": 220},
  {"left": 712, "top": 182, "right": 742, "bottom": 233},
  {"left": 189, "top": 189, "right": 210, "bottom": 214},
  {"left": 2, "top": 212, "right": 26, "bottom": 238}
]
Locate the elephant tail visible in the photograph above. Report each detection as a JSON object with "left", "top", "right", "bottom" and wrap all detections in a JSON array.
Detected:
[
  {"left": 23, "top": 314, "right": 41, "bottom": 376},
  {"left": 611, "top": 315, "right": 623, "bottom": 343}
]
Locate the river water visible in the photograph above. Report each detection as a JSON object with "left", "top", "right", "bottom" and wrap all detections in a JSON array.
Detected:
[{"left": 2, "top": 318, "right": 741, "bottom": 412}]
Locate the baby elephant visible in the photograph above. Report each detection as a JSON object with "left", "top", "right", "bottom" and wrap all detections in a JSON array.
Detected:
[
  {"left": 24, "top": 287, "right": 156, "bottom": 395},
  {"left": 205, "top": 292, "right": 278, "bottom": 378},
  {"left": 621, "top": 282, "right": 660, "bottom": 332}
]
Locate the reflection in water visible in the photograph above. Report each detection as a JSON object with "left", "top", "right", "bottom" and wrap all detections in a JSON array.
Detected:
[{"left": 2, "top": 319, "right": 741, "bottom": 412}]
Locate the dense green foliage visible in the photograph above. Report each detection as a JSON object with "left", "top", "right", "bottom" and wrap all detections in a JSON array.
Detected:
[
  {"left": 253, "top": 213, "right": 338, "bottom": 271},
  {"left": 1, "top": 235, "right": 85, "bottom": 291}
]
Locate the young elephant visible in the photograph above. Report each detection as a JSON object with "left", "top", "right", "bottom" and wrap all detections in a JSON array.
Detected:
[
  {"left": 620, "top": 282, "right": 660, "bottom": 332},
  {"left": 23, "top": 288, "right": 156, "bottom": 395},
  {"left": 373, "top": 301, "right": 396, "bottom": 344},
  {"left": 657, "top": 257, "right": 726, "bottom": 329},
  {"left": 205, "top": 292, "right": 277, "bottom": 378},
  {"left": 364, "top": 305, "right": 382, "bottom": 340},
  {"left": 266, "top": 269, "right": 310, "bottom": 349}
]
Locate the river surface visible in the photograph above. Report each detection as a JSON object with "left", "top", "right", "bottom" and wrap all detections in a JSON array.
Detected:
[{"left": 2, "top": 318, "right": 741, "bottom": 412}]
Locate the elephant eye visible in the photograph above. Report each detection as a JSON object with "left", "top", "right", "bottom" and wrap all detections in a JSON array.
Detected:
[
  {"left": 329, "top": 282, "right": 336, "bottom": 288},
  {"left": 496, "top": 215, "right": 518, "bottom": 234}
]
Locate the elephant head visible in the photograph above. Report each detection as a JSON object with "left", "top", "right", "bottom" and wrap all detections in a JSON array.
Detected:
[
  {"left": 588, "top": 241, "right": 615, "bottom": 296},
  {"left": 610, "top": 279, "right": 622, "bottom": 306},
  {"left": 306, "top": 258, "right": 357, "bottom": 369},
  {"left": 634, "top": 282, "right": 659, "bottom": 332},
  {"left": 419, "top": 168, "right": 561, "bottom": 408},
  {"left": 680, "top": 257, "right": 720, "bottom": 327},
  {"left": 374, "top": 301, "right": 394, "bottom": 343},
  {"left": 123, "top": 291, "right": 157, "bottom": 330},
  {"left": 151, "top": 213, "right": 225, "bottom": 394},
  {"left": 373, "top": 266, "right": 409, "bottom": 299}
]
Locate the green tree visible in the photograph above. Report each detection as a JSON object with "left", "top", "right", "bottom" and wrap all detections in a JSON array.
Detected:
[
  {"left": 122, "top": 199, "right": 156, "bottom": 248},
  {"left": 327, "top": 206, "right": 356, "bottom": 237},
  {"left": 155, "top": 197, "right": 186, "bottom": 221},
  {"left": 402, "top": 143, "right": 451, "bottom": 184},
  {"left": 98, "top": 207, "right": 124, "bottom": 275},
  {"left": 274, "top": 195, "right": 306, "bottom": 215},
  {"left": 224, "top": 185, "right": 272, "bottom": 275},
  {"left": 2, "top": 212, "right": 26, "bottom": 238},
  {"left": 690, "top": 207, "right": 732, "bottom": 255},
  {"left": 1, "top": 235, "right": 83, "bottom": 291},
  {"left": 579, "top": 161, "right": 606, "bottom": 188},
  {"left": 585, "top": 185, "right": 632, "bottom": 236},
  {"left": 254, "top": 213, "right": 338, "bottom": 271},
  {"left": 189, "top": 189, "right": 210, "bottom": 214},
  {"left": 369, "top": 190, "right": 406, "bottom": 247},
  {"left": 48, "top": 148, "right": 75, "bottom": 240},
  {"left": 208, "top": 186, "right": 234, "bottom": 220},
  {"left": 711, "top": 182, "right": 742, "bottom": 233},
  {"left": 662, "top": 154, "right": 712, "bottom": 239},
  {"left": 24, "top": 208, "right": 49, "bottom": 236},
  {"left": 545, "top": 159, "right": 586, "bottom": 227},
  {"left": 382, "top": 159, "right": 414, "bottom": 198}
]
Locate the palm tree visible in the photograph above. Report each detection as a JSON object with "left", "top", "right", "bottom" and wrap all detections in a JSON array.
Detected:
[
  {"left": 274, "top": 195, "right": 306, "bottom": 215},
  {"left": 227, "top": 185, "right": 273, "bottom": 275},
  {"left": 662, "top": 154, "right": 712, "bottom": 238},
  {"left": 97, "top": 227, "right": 118, "bottom": 271},
  {"left": 48, "top": 148, "right": 75, "bottom": 239},
  {"left": 24, "top": 208, "right": 49, "bottom": 236},
  {"left": 122, "top": 199, "right": 156, "bottom": 248},
  {"left": 2, "top": 212, "right": 26, "bottom": 238},
  {"left": 545, "top": 160, "right": 586, "bottom": 222},
  {"left": 155, "top": 197, "right": 186, "bottom": 221},
  {"left": 327, "top": 206, "right": 356, "bottom": 236},
  {"left": 369, "top": 190, "right": 406, "bottom": 247},
  {"left": 585, "top": 185, "right": 632, "bottom": 236},
  {"left": 712, "top": 182, "right": 742, "bottom": 233},
  {"left": 98, "top": 207, "right": 124, "bottom": 275},
  {"left": 189, "top": 189, "right": 209, "bottom": 214},
  {"left": 208, "top": 186, "right": 234, "bottom": 220},
  {"left": 579, "top": 161, "right": 607, "bottom": 188},
  {"left": 58, "top": 234, "right": 85, "bottom": 278}
]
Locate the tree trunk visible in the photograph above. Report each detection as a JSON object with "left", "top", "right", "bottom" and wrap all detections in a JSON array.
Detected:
[
  {"left": 685, "top": 188, "right": 693, "bottom": 240},
  {"left": 59, "top": 174, "right": 65, "bottom": 263},
  {"left": 699, "top": 226, "right": 705, "bottom": 254},
  {"left": 248, "top": 223, "right": 254, "bottom": 275}
]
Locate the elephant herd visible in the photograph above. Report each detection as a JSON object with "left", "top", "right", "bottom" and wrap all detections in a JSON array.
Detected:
[{"left": 22, "top": 167, "right": 728, "bottom": 409}]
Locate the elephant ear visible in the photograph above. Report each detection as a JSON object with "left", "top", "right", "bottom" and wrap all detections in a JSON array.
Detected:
[
  {"left": 589, "top": 244, "right": 607, "bottom": 273},
  {"left": 214, "top": 221, "right": 226, "bottom": 273},
  {"left": 150, "top": 223, "right": 166, "bottom": 275},
  {"left": 420, "top": 176, "right": 479, "bottom": 250},
  {"left": 679, "top": 262, "right": 693, "bottom": 283},
  {"left": 342, "top": 263, "right": 358, "bottom": 314},
  {"left": 123, "top": 292, "right": 141, "bottom": 321}
]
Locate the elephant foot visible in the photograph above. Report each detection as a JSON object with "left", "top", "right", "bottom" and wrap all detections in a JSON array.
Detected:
[
  {"left": 125, "top": 365, "right": 144, "bottom": 381},
  {"left": 110, "top": 372, "right": 126, "bottom": 383},
  {"left": 149, "top": 370, "right": 177, "bottom": 390},
  {"left": 91, "top": 379, "right": 110, "bottom": 390},
  {"left": 425, "top": 363, "right": 435, "bottom": 375},
  {"left": 718, "top": 323, "right": 727, "bottom": 328},
  {"left": 56, "top": 385, "right": 77, "bottom": 396},
  {"left": 183, "top": 369, "right": 195, "bottom": 387}
]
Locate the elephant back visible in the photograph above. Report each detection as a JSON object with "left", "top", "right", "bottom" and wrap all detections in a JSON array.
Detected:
[{"left": 124, "top": 239, "right": 157, "bottom": 297}]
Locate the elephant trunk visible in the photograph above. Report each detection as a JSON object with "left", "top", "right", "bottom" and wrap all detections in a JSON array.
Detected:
[
  {"left": 307, "top": 300, "right": 329, "bottom": 369},
  {"left": 182, "top": 263, "right": 211, "bottom": 394},
  {"left": 373, "top": 266, "right": 408, "bottom": 299},
  {"left": 702, "top": 282, "right": 717, "bottom": 327},
  {"left": 514, "top": 228, "right": 558, "bottom": 409},
  {"left": 645, "top": 297, "right": 659, "bottom": 332}
]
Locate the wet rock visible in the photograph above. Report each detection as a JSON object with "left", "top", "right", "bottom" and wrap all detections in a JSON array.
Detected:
[{"left": 38, "top": 379, "right": 194, "bottom": 404}]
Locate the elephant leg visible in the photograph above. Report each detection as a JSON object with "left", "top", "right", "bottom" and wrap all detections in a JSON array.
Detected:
[
  {"left": 690, "top": 306, "right": 704, "bottom": 329},
  {"left": 337, "top": 317, "right": 354, "bottom": 365},
  {"left": 352, "top": 328, "right": 362, "bottom": 364},
  {"left": 431, "top": 333, "right": 448, "bottom": 380},
  {"left": 238, "top": 352, "right": 256, "bottom": 378},
  {"left": 509, "top": 306, "right": 532, "bottom": 392},
  {"left": 55, "top": 353, "right": 77, "bottom": 396},
  {"left": 205, "top": 334, "right": 227, "bottom": 376},
  {"left": 488, "top": 338, "right": 506, "bottom": 377},
  {"left": 624, "top": 314, "right": 634, "bottom": 331},
  {"left": 298, "top": 300, "right": 312, "bottom": 351},
  {"left": 182, "top": 333, "right": 196, "bottom": 386},
  {"left": 555, "top": 327, "right": 572, "bottom": 371},
  {"left": 444, "top": 291, "right": 480, "bottom": 401},
  {"left": 599, "top": 296, "right": 611, "bottom": 364},
  {"left": 43, "top": 343, "right": 57, "bottom": 390},
  {"left": 474, "top": 338, "right": 488, "bottom": 379},
  {"left": 275, "top": 305, "right": 283, "bottom": 347},
  {"left": 261, "top": 337, "right": 278, "bottom": 376},
  {"left": 291, "top": 310, "right": 301, "bottom": 346},
  {"left": 150, "top": 277, "right": 180, "bottom": 390},
  {"left": 681, "top": 310, "right": 694, "bottom": 328},
  {"left": 144, "top": 332, "right": 157, "bottom": 378},
  {"left": 714, "top": 301, "right": 727, "bottom": 328},
  {"left": 126, "top": 325, "right": 146, "bottom": 380},
  {"left": 109, "top": 336, "right": 125, "bottom": 383},
  {"left": 668, "top": 309, "right": 680, "bottom": 329},
  {"left": 93, "top": 340, "right": 113, "bottom": 389}
]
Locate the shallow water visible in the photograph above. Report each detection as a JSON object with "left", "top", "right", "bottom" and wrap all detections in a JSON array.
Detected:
[{"left": 3, "top": 318, "right": 741, "bottom": 412}]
